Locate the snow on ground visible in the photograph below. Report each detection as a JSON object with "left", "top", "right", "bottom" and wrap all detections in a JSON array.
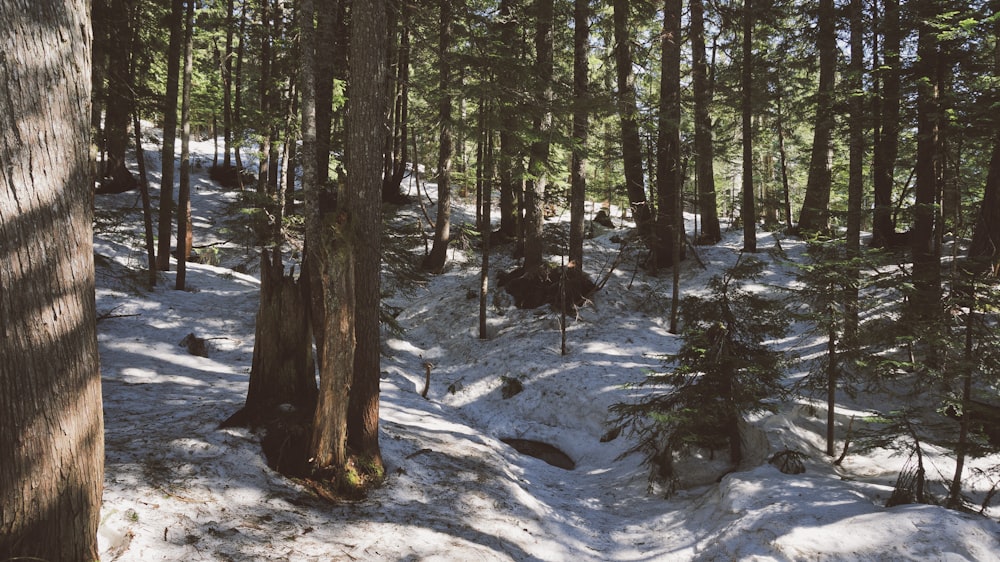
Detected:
[{"left": 94, "top": 136, "right": 1000, "bottom": 561}]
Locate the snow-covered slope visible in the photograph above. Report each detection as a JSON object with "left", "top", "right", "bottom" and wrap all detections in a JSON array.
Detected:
[{"left": 94, "top": 137, "right": 1000, "bottom": 561}]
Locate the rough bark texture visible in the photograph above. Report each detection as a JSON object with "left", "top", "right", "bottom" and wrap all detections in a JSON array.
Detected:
[
  {"left": 691, "top": 0, "right": 722, "bottom": 244},
  {"left": 237, "top": 249, "right": 316, "bottom": 426},
  {"left": 423, "top": 0, "right": 454, "bottom": 273},
  {"left": 798, "top": 0, "right": 837, "bottom": 234},
  {"left": 0, "top": 1, "right": 104, "bottom": 559},
  {"left": 346, "top": 0, "right": 390, "bottom": 468},
  {"left": 302, "top": 0, "right": 353, "bottom": 472}
]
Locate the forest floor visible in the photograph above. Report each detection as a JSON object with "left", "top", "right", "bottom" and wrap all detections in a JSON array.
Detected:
[{"left": 93, "top": 134, "right": 1000, "bottom": 561}]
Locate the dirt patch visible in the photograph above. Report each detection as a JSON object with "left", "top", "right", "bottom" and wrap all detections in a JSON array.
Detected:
[{"left": 501, "top": 438, "right": 575, "bottom": 470}]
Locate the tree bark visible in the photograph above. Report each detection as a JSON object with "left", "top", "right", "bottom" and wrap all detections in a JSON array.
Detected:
[
  {"left": 911, "top": 0, "right": 942, "bottom": 321},
  {"left": 0, "top": 1, "right": 104, "bottom": 558},
  {"left": 656, "top": 0, "right": 683, "bottom": 269},
  {"left": 691, "top": 0, "right": 721, "bottom": 244},
  {"left": 569, "top": 0, "right": 589, "bottom": 268},
  {"left": 345, "top": 0, "right": 389, "bottom": 471},
  {"left": 157, "top": 0, "right": 184, "bottom": 270},
  {"left": 302, "top": 0, "right": 352, "bottom": 473},
  {"left": 872, "top": 0, "right": 902, "bottom": 247},
  {"left": 613, "top": 0, "right": 655, "bottom": 242},
  {"left": 423, "top": 0, "right": 454, "bottom": 273},
  {"left": 102, "top": 0, "right": 136, "bottom": 190},
  {"left": 741, "top": 0, "right": 756, "bottom": 252},
  {"left": 223, "top": 0, "right": 235, "bottom": 169},
  {"left": 496, "top": 0, "right": 522, "bottom": 240},
  {"left": 176, "top": 0, "right": 195, "bottom": 291},
  {"left": 798, "top": 0, "right": 837, "bottom": 234}
]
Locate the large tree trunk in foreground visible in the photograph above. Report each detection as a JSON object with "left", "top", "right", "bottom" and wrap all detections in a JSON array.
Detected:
[
  {"left": 346, "top": 0, "right": 390, "bottom": 471},
  {"left": 0, "top": 1, "right": 104, "bottom": 559}
]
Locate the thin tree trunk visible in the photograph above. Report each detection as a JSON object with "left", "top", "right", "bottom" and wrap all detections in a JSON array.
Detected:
[
  {"left": 223, "top": 0, "right": 235, "bottom": 168},
  {"left": 234, "top": 0, "right": 248, "bottom": 186},
  {"left": 741, "top": 0, "right": 756, "bottom": 252},
  {"left": 157, "top": 0, "right": 184, "bottom": 270},
  {"left": 315, "top": 0, "right": 338, "bottom": 185},
  {"left": 496, "top": 0, "right": 521, "bottom": 240},
  {"left": 691, "top": 0, "right": 721, "bottom": 244},
  {"left": 0, "top": 1, "right": 103, "bottom": 557},
  {"left": 846, "top": 0, "right": 864, "bottom": 339},
  {"left": 656, "top": 0, "right": 682, "bottom": 269},
  {"left": 102, "top": 0, "right": 136, "bottom": 190},
  {"left": 134, "top": 112, "right": 157, "bottom": 288},
  {"left": 569, "top": 0, "right": 589, "bottom": 268},
  {"left": 176, "top": 0, "right": 195, "bottom": 291},
  {"left": 423, "top": 0, "right": 454, "bottom": 273}
]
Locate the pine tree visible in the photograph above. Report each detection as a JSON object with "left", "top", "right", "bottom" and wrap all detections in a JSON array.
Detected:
[{"left": 611, "top": 255, "right": 789, "bottom": 485}]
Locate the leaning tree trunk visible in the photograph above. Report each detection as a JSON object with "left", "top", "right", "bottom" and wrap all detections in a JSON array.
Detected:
[{"left": 0, "top": 1, "right": 104, "bottom": 559}]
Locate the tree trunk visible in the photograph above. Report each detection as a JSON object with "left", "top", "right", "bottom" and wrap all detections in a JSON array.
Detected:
[
  {"left": 0, "top": 2, "right": 104, "bottom": 558},
  {"left": 102, "top": 0, "right": 136, "bottom": 191},
  {"left": 176, "top": 0, "right": 195, "bottom": 291},
  {"left": 234, "top": 0, "right": 248, "bottom": 185},
  {"left": 741, "top": 0, "right": 756, "bottom": 252},
  {"left": 872, "top": 0, "right": 902, "bottom": 247},
  {"left": 846, "top": 0, "right": 864, "bottom": 339},
  {"left": 423, "top": 0, "right": 454, "bottom": 273},
  {"left": 523, "top": 0, "right": 554, "bottom": 271},
  {"left": 569, "top": 0, "right": 589, "bottom": 268},
  {"left": 496, "top": 0, "right": 522, "bottom": 241},
  {"left": 911, "top": 0, "right": 942, "bottom": 321},
  {"left": 969, "top": 13, "right": 1000, "bottom": 270},
  {"left": 223, "top": 0, "right": 235, "bottom": 169},
  {"left": 235, "top": 249, "right": 316, "bottom": 427},
  {"left": 613, "top": 0, "right": 655, "bottom": 242},
  {"left": 656, "top": 0, "right": 683, "bottom": 269},
  {"left": 798, "top": 0, "right": 837, "bottom": 234},
  {"left": 315, "top": 0, "right": 338, "bottom": 185},
  {"left": 346, "top": 0, "right": 389, "bottom": 470},
  {"left": 302, "top": 0, "right": 352, "bottom": 474},
  {"left": 157, "top": 0, "right": 184, "bottom": 270},
  {"left": 691, "top": 0, "right": 721, "bottom": 245}
]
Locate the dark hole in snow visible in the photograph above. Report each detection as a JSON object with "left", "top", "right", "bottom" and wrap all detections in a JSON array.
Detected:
[{"left": 501, "top": 438, "right": 575, "bottom": 470}]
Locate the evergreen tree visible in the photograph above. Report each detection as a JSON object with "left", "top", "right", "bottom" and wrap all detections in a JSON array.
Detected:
[{"left": 611, "top": 256, "right": 790, "bottom": 484}]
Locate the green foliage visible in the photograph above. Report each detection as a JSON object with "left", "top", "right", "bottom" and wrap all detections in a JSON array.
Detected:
[{"left": 611, "top": 255, "right": 790, "bottom": 481}]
